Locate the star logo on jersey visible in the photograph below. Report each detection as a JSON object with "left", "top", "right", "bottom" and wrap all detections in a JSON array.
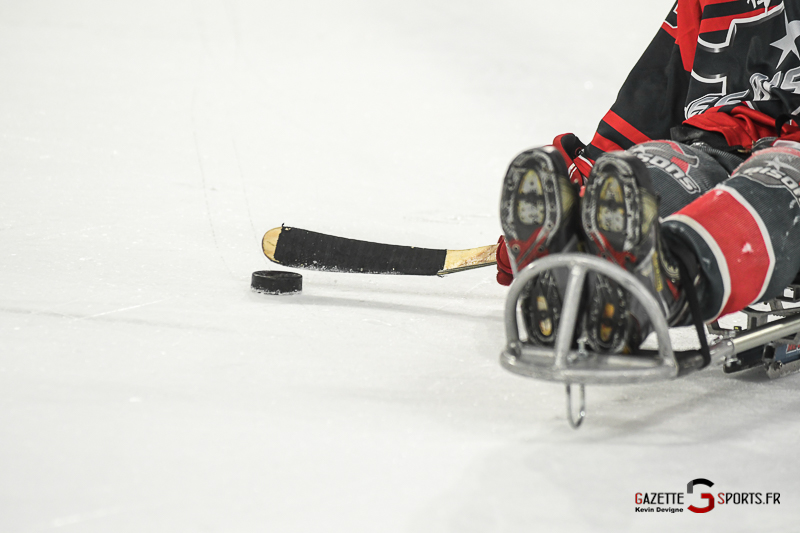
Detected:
[
  {"left": 771, "top": 11, "right": 800, "bottom": 67},
  {"left": 684, "top": 2, "right": 800, "bottom": 117},
  {"left": 749, "top": 0, "right": 773, "bottom": 10}
]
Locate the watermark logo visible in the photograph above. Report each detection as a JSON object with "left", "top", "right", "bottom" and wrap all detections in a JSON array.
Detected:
[
  {"left": 686, "top": 478, "right": 715, "bottom": 513},
  {"left": 635, "top": 479, "right": 781, "bottom": 514}
]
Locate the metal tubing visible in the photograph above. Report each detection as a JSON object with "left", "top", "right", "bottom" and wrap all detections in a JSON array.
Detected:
[
  {"left": 727, "top": 313, "right": 800, "bottom": 354},
  {"left": 553, "top": 265, "right": 588, "bottom": 369},
  {"left": 502, "top": 254, "right": 679, "bottom": 385}
]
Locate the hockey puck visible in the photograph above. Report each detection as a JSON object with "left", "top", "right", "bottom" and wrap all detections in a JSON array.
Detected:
[{"left": 251, "top": 270, "right": 302, "bottom": 295}]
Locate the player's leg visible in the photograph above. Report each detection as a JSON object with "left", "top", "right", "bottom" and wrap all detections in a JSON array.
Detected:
[
  {"left": 500, "top": 146, "right": 581, "bottom": 346},
  {"left": 628, "top": 141, "right": 738, "bottom": 217},
  {"left": 580, "top": 141, "right": 733, "bottom": 352},
  {"left": 662, "top": 142, "right": 800, "bottom": 321}
]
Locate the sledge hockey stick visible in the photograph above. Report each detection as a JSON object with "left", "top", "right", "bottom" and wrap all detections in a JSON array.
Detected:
[{"left": 262, "top": 226, "right": 497, "bottom": 276}]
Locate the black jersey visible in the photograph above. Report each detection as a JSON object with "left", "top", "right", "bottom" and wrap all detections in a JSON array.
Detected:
[{"left": 583, "top": 0, "right": 800, "bottom": 163}]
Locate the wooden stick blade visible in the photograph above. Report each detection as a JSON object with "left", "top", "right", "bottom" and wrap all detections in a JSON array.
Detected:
[{"left": 440, "top": 245, "right": 498, "bottom": 275}]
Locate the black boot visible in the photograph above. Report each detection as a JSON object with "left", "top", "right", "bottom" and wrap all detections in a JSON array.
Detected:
[
  {"left": 580, "top": 152, "right": 689, "bottom": 353},
  {"left": 500, "top": 146, "right": 581, "bottom": 345}
]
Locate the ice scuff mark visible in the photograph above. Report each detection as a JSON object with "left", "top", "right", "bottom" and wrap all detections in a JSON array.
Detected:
[{"left": 73, "top": 298, "right": 171, "bottom": 321}]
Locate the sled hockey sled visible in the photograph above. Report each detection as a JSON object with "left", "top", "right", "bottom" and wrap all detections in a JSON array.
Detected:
[{"left": 500, "top": 254, "right": 800, "bottom": 428}]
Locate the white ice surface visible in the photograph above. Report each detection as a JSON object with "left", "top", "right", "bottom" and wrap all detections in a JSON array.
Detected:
[{"left": 2, "top": 1, "right": 799, "bottom": 531}]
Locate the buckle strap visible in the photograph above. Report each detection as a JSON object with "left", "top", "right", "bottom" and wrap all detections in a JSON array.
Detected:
[{"left": 669, "top": 245, "right": 711, "bottom": 368}]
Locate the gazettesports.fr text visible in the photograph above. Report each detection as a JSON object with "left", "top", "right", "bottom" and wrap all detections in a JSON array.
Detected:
[{"left": 635, "top": 492, "right": 781, "bottom": 505}]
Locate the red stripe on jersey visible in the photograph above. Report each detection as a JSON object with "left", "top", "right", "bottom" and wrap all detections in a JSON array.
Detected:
[
  {"left": 675, "top": 188, "right": 771, "bottom": 317},
  {"left": 603, "top": 111, "right": 651, "bottom": 145},
  {"left": 661, "top": 21, "right": 677, "bottom": 38},
  {"left": 677, "top": 0, "right": 703, "bottom": 71},
  {"left": 588, "top": 132, "right": 624, "bottom": 154},
  {"left": 698, "top": 8, "right": 770, "bottom": 34}
]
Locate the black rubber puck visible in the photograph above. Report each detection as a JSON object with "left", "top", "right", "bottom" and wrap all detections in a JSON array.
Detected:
[{"left": 251, "top": 270, "right": 302, "bottom": 294}]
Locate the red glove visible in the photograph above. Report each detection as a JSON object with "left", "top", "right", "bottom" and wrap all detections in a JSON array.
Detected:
[
  {"left": 552, "top": 133, "right": 592, "bottom": 187},
  {"left": 496, "top": 235, "right": 513, "bottom": 286}
]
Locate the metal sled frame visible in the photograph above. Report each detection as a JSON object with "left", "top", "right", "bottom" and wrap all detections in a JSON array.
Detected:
[
  {"left": 500, "top": 254, "right": 800, "bottom": 428},
  {"left": 709, "top": 286, "right": 800, "bottom": 379}
]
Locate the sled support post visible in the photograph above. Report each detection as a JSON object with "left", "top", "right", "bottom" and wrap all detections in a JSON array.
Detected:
[{"left": 566, "top": 383, "right": 585, "bottom": 429}]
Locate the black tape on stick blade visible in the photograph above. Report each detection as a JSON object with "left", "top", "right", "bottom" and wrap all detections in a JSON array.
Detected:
[{"left": 273, "top": 227, "right": 447, "bottom": 275}]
